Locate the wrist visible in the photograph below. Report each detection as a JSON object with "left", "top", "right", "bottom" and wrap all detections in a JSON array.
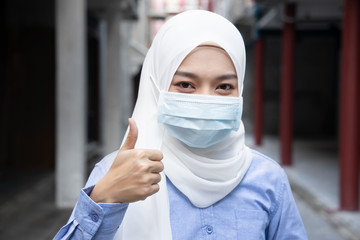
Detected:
[{"left": 90, "top": 183, "right": 113, "bottom": 203}]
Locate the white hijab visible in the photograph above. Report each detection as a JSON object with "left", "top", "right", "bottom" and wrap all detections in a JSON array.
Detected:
[{"left": 115, "top": 10, "right": 252, "bottom": 240}]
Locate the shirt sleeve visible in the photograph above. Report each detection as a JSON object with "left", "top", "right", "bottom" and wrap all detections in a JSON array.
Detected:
[
  {"left": 267, "top": 170, "right": 308, "bottom": 240},
  {"left": 54, "top": 153, "right": 129, "bottom": 240},
  {"left": 54, "top": 186, "right": 128, "bottom": 240}
]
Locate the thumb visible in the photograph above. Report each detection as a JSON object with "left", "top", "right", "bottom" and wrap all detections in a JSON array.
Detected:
[{"left": 121, "top": 118, "right": 138, "bottom": 150}]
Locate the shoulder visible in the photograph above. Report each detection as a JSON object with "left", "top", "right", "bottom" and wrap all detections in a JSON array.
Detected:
[
  {"left": 247, "top": 149, "right": 286, "bottom": 178},
  {"left": 240, "top": 149, "right": 288, "bottom": 196}
]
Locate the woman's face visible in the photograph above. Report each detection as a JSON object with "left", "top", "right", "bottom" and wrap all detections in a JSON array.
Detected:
[{"left": 169, "top": 45, "right": 239, "bottom": 97}]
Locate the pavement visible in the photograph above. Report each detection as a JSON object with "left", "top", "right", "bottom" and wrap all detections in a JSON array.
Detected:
[
  {"left": 248, "top": 135, "right": 360, "bottom": 240},
  {"left": 0, "top": 171, "right": 72, "bottom": 239},
  {"left": 0, "top": 135, "right": 359, "bottom": 240}
]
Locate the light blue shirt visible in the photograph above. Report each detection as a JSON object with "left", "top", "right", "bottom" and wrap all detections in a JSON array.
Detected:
[{"left": 54, "top": 150, "right": 307, "bottom": 239}]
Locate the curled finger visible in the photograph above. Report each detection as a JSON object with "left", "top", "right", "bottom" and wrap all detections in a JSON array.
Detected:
[
  {"left": 150, "top": 161, "right": 164, "bottom": 173},
  {"left": 151, "top": 173, "right": 162, "bottom": 184},
  {"left": 149, "top": 183, "right": 160, "bottom": 196}
]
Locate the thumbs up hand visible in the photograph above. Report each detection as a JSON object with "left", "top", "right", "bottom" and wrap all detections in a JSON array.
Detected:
[{"left": 90, "top": 118, "right": 164, "bottom": 203}]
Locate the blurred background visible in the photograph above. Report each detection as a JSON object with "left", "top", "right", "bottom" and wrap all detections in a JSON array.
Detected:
[{"left": 0, "top": 0, "right": 359, "bottom": 239}]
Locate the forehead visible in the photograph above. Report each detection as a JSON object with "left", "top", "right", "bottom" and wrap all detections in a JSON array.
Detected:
[{"left": 177, "top": 44, "right": 236, "bottom": 72}]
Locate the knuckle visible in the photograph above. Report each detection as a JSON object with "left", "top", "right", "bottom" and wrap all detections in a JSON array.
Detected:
[
  {"left": 154, "top": 174, "right": 161, "bottom": 183},
  {"left": 152, "top": 162, "right": 164, "bottom": 172},
  {"left": 158, "top": 162, "right": 164, "bottom": 171},
  {"left": 138, "top": 174, "right": 150, "bottom": 185},
  {"left": 137, "top": 162, "right": 151, "bottom": 172},
  {"left": 138, "top": 194, "right": 147, "bottom": 201},
  {"left": 137, "top": 187, "right": 152, "bottom": 200},
  {"left": 152, "top": 184, "right": 160, "bottom": 194},
  {"left": 144, "top": 187, "right": 153, "bottom": 196},
  {"left": 158, "top": 151, "right": 164, "bottom": 160},
  {"left": 134, "top": 150, "right": 147, "bottom": 160}
]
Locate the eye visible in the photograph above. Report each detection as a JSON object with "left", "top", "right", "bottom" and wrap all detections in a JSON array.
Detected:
[
  {"left": 215, "top": 83, "right": 237, "bottom": 96},
  {"left": 217, "top": 84, "right": 233, "bottom": 91},
  {"left": 177, "top": 81, "right": 194, "bottom": 89}
]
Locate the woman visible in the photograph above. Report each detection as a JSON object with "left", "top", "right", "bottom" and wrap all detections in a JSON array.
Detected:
[{"left": 55, "top": 10, "right": 307, "bottom": 240}]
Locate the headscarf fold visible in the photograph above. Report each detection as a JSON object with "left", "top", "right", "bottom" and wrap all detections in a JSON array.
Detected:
[{"left": 115, "top": 10, "right": 252, "bottom": 239}]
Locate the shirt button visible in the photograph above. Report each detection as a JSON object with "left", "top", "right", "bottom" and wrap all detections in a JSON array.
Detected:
[
  {"left": 90, "top": 214, "right": 99, "bottom": 222},
  {"left": 206, "top": 225, "right": 213, "bottom": 234}
]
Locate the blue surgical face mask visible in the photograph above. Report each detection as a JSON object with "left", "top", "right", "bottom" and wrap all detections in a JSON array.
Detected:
[{"left": 157, "top": 91, "right": 242, "bottom": 148}]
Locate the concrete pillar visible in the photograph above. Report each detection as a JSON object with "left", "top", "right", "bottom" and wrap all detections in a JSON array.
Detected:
[
  {"left": 102, "top": 14, "right": 133, "bottom": 154},
  {"left": 55, "top": 0, "right": 86, "bottom": 208},
  {"left": 103, "top": 13, "right": 122, "bottom": 155},
  {"left": 119, "top": 20, "right": 133, "bottom": 134},
  {"left": 98, "top": 19, "right": 107, "bottom": 149}
]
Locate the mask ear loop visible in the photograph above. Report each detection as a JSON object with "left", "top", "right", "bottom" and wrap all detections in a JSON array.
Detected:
[
  {"left": 149, "top": 74, "right": 162, "bottom": 100},
  {"left": 149, "top": 74, "right": 167, "bottom": 147}
]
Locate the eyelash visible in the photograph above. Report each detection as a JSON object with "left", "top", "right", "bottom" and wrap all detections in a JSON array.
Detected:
[
  {"left": 177, "top": 82, "right": 194, "bottom": 89},
  {"left": 217, "top": 84, "right": 234, "bottom": 90},
  {"left": 176, "top": 82, "right": 235, "bottom": 91}
]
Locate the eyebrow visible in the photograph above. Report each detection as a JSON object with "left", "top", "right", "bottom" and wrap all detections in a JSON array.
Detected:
[
  {"left": 174, "top": 71, "right": 197, "bottom": 79},
  {"left": 174, "top": 71, "right": 238, "bottom": 81},
  {"left": 215, "top": 74, "right": 238, "bottom": 81}
]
